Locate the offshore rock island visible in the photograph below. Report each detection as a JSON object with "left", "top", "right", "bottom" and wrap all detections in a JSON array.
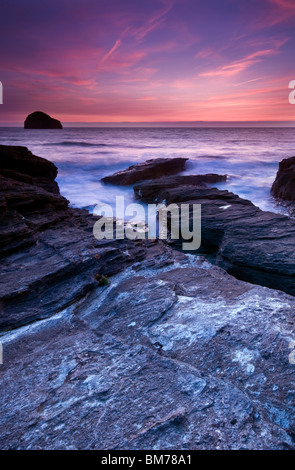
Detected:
[
  {"left": 1, "top": 145, "right": 295, "bottom": 449},
  {"left": 24, "top": 111, "right": 63, "bottom": 129}
]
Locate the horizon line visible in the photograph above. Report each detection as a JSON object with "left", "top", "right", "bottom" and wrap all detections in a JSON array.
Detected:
[{"left": 1, "top": 120, "right": 295, "bottom": 128}]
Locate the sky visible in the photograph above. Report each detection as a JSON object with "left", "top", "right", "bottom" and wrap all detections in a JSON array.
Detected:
[{"left": 0, "top": 0, "right": 295, "bottom": 125}]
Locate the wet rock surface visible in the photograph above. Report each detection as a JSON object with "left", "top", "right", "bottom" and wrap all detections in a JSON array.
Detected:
[
  {"left": 1, "top": 149, "right": 295, "bottom": 450},
  {"left": 134, "top": 174, "right": 227, "bottom": 202},
  {"left": 101, "top": 157, "right": 188, "bottom": 185},
  {"left": 0, "top": 145, "right": 68, "bottom": 256},
  {"left": 1, "top": 256, "right": 295, "bottom": 450},
  {"left": 271, "top": 156, "right": 295, "bottom": 201},
  {"left": 24, "top": 111, "right": 63, "bottom": 129},
  {"left": 135, "top": 180, "right": 295, "bottom": 297},
  {"left": 0, "top": 145, "right": 173, "bottom": 330}
]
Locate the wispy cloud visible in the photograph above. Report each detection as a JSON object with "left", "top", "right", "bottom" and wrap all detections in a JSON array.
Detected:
[
  {"left": 137, "top": 96, "right": 156, "bottom": 101},
  {"left": 130, "top": 1, "right": 175, "bottom": 40},
  {"left": 255, "top": 0, "right": 295, "bottom": 27},
  {"left": 268, "top": 0, "right": 295, "bottom": 11},
  {"left": 199, "top": 44, "right": 286, "bottom": 78},
  {"left": 233, "top": 78, "right": 262, "bottom": 87},
  {"left": 195, "top": 48, "right": 220, "bottom": 60},
  {"left": 98, "top": 51, "right": 146, "bottom": 73},
  {"left": 1, "top": 0, "right": 294, "bottom": 123},
  {"left": 97, "top": 3, "right": 175, "bottom": 73},
  {"left": 100, "top": 38, "right": 122, "bottom": 64}
]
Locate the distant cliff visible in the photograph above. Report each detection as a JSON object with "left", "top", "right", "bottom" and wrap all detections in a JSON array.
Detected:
[{"left": 24, "top": 111, "right": 63, "bottom": 129}]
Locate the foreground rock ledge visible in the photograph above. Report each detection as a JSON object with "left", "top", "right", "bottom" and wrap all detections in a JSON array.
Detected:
[
  {"left": 0, "top": 145, "right": 172, "bottom": 330},
  {"left": 102, "top": 157, "right": 188, "bottom": 185},
  {"left": 1, "top": 256, "right": 295, "bottom": 449},
  {"left": 1, "top": 148, "right": 295, "bottom": 450},
  {"left": 134, "top": 176, "right": 295, "bottom": 297},
  {"left": 134, "top": 174, "right": 227, "bottom": 202}
]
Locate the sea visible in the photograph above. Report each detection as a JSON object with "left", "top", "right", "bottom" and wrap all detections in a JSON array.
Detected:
[{"left": 1, "top": 126, "right": 295, "bottom": 215}]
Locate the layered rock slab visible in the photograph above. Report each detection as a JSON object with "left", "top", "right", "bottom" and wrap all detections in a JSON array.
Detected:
[
  {"left": 2, "top": 148, "right": 295, "bottom": 450},
  {"left": 134, "top": 180, "right": 295, "bottom": 297},
  {"left": 271, "top": 156, "right": 295, "bottom": 201},
  {"left": 101, "top": 158, "right": 188, "bottom": 185},
  {"left": 133, "top": 174, "right": 227, "bottom": 202},
  {"left": 1, "top": 256, "right": 295, "bottom": 449},
  {"left": 0, "top": 145, "right": 174, "bottom": 331}
]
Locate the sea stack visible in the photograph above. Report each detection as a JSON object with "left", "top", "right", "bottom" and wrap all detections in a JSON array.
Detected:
[{"left": 24, "top": 111, "right": 63, "bottom": 129}]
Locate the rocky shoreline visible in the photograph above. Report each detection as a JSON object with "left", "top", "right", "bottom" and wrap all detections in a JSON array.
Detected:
[{"left": 1, "top": 145, "right": 295, "bottom": 450}]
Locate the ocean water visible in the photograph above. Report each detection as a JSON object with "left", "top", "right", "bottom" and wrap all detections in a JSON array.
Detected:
[{"left": 1, "top": 127, "right": 295, "bottom": 214}]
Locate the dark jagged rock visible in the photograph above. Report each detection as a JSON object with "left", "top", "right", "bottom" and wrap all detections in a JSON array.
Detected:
[
  {"left": 2, "top": 148, "right": 295, "bottom": 450},
  {"left": 102, "top": 157, "right": 188, "bottom": 185},
  {"left": 24, "top": 111, "right": 63, "bottom": 129},
  {"left": 134, "top": 174, "right": 227, "bottom": 202},
  {"left": 0, "top": 145, "right": 68, "bottom": 255},
  {"left": 1, "top": 256, "right": 295, "bottom": 449},
  {"left": 135, "top": 182, "right": 295, "bottom": 297},
  {"left": 271, "top": 156, "right": 295, "bottom": 201},
  {"left": 0, "top": 144, "right": 58, "bottom": 185},
  {"left": 0, "top": 145, "right": 172, "bottom": 331}
]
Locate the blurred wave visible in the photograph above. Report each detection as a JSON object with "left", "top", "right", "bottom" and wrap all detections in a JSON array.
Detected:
[
  {"left": 43, "top": 141, "right": 108, "bottom": 147},
  {"left": 0, "top": 126, "right": 294, "bottom": 213}
]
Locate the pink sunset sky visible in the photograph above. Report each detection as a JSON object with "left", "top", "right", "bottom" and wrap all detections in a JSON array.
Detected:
[{"left": 0, "top": 0, "right": 295, "bottom": 125}]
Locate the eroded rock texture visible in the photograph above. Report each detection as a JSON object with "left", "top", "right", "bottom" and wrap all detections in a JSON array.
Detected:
[
  {"left": 0, "top": 145, "right": 171, "bottom": 330},
  {"left": 135, "top": 179, "right": 295, "bottom": 297},
  {"left": 271, "top": 156, "right": 295, "bottom": 201},
  {"left": 134, "top": 174, "right": 227, "bottom": 202},
  {"left": 102, "top": 158, "right": 188, "bottom": 185},
  {"left": 1, "top": 149, "right": 295, "bottom": 450},
  {"left": 1, "top": 256, "right": 295, "bottom": 450}
]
